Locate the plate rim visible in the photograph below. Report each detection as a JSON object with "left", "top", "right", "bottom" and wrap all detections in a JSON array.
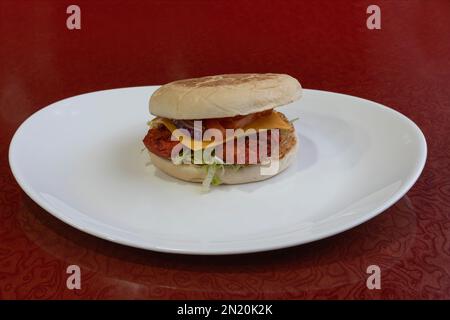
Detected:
[{"left": 8, "top": 87, "right": 428, "bottom": 255}]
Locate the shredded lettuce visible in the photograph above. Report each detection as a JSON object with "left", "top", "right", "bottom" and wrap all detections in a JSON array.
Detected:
[
  {"left": 200, "top": 156, "right": 248, "bottom": 191},
  {"left": 202, "top": 164, "right": 217, "bottom": 191},
  {"left": 172, "top": 150, "right": 192, "bottom": 165},
  {"left": 202, "top": 156, "right": 226, "bottom": 191},
  {"left": 289, "top": 117, "right": 300, "bottom": 123},
  {"left": 211, "top": 175, "right": 222, "bottom": 186}
]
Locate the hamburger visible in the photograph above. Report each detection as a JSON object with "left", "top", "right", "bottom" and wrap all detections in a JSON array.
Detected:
[{"left": 142, "top": 73, "right": 302, "bottom": 189}]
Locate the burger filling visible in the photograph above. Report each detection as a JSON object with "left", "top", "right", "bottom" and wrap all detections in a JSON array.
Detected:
[{"left": 142, "top": 110, "right": 297, "bottom": 188}]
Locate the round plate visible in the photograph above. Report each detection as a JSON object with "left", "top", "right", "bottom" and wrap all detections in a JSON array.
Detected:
[{"left": 9, "top": 87, "right": 427, "bottom": 254}]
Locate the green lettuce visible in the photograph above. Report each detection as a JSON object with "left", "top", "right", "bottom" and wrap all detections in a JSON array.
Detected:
[{"left": 201, "top": 156, "right": 244, "bottom": 191}]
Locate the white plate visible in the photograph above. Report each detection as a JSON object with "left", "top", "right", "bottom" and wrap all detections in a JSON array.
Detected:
[{"left": 9, "top": 87, "right": 427, "bottom": 255}]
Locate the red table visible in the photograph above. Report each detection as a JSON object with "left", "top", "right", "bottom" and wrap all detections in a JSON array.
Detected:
[{"left": 1, "top": 0, "right": 449, "bottom": 299}]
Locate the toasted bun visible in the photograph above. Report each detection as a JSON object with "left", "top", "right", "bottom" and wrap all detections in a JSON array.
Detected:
[
  {"left": 147, "top": 137, "right": 298, "bottom": 185},
  {"left": 149, "top": 73, "right": 302, "bottom": 120}
]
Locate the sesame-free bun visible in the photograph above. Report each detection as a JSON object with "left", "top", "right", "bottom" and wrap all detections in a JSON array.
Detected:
[
  {"left": 149, "top": 73, "right": 302, "bottom": 120},
  {"left": 147, "top": 137, "right": 298, "bottom": 185}
]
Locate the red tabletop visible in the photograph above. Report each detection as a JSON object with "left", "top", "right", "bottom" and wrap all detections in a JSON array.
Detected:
[{"left": 1, "top": 0, "right": 449, "bottom": 299}]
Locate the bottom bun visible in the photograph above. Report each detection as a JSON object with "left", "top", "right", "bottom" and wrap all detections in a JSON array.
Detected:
[{"left": 147, "top": 138, "right": 298, "bottom": 185}]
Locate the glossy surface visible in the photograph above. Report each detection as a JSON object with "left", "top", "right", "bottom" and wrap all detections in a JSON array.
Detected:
[
  {"left": 9, "top": 88, "right": 426, "bottom": 254},
  {"left": 1, "top": 0, "right": 449, "bottom": 298}
]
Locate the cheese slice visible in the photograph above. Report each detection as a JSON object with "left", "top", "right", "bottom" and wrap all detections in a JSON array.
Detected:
[{"left": 150, "top": 112, "right": 292, "bottom": 151}]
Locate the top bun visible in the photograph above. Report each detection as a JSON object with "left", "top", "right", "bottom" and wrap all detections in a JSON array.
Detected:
[{"left": 149, "top": 73, "right": 302, "bottom": 119}]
